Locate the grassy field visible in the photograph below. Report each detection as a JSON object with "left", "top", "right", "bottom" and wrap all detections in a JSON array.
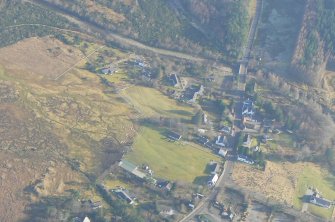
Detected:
[
  {"left": 125, "top": 126, "right": 220, "bottom": 183},
  {"left": 122, "top": 86, "right": 195, "bottom": 119},
  {"left": 293, "top": 164, "right": 335, "bottom": 219}
]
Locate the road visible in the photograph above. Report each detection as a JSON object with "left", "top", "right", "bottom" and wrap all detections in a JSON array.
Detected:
[
  {"left": 179, "top": 160, "right": 235, "bottom": 222},
  {"left": 28, "top": 0, "right": 207, "bottom": 63}
]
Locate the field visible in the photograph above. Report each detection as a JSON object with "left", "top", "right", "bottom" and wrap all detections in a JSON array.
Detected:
[
  {"left": 122, "top": 86, "right": 195, "bottom": 119},
  {"left": 125, "top": 126, "right": 220, "bottom": 183},
  {"left": 293, "top": 164, "right": 335, "bottom": 219},
  {"left": 233, "top": 161, "right": 335, "bottom": 219}
]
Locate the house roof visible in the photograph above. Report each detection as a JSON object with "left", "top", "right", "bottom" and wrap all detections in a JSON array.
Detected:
[
  {"left": 119, "top": 160, "right": 146, "bottom": 179},
  {"left": 166, "top": 131, "right": 182, "bottom": 140},
  {"left": 310, "top": 196, "right": 331, "bottom": 208},
  {"left": 209, "top": 162, "right": 219, "bottom": 174}
]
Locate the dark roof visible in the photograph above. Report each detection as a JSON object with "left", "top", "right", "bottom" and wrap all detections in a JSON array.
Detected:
[
  {"left": 197, "top": 136, "right": 209, "bottom": 145},
  {"left": 166, "top": 131, "right": 182, "bottom": 141},
  {"left": 310, "top": 196, "right": 331, "bottom": 208}
]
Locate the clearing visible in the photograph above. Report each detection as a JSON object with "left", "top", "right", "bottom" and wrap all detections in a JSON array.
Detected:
[
  {"left": 125, "top": 126, "right": 220, "bottom": 183},
  {"left": 233, "top": 161, "right": 335, "bottom": 219},
  {"left": 122, "top": 85, "right": 195, "bottom": 118}
]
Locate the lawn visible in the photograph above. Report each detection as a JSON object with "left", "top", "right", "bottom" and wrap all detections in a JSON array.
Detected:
[
  {"left": 125, "top": 126, "right": 220, "bottom": 183},
  {"left": 293, "top": 164, "right": 335, "bottom": 219},
  {"left": 122, "top": 86, "right": 195, "bottom": 119}
]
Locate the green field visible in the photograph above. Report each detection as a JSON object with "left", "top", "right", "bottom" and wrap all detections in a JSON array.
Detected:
[
  {"left": 122, "top": 86, "right": 195, "bottom": 118},
  {"left": 125, "top": 126, "right": 220, "bottom": 183},
  {"left": 293, "top": 164, "right": 335, "bottom": 219}
]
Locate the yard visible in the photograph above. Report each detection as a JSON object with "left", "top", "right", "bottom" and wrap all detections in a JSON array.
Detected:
[
  {"left": 125, "top": 126, "right": 220, "bottom": 183},
  {"left": 122, "top": 86, "right": 195, "bottom": 119},
  {"left": 293, "top": 164, "right": 335, "bottom": 219}
]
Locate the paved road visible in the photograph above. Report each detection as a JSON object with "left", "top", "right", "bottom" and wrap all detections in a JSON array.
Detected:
[{"left": 179, "top": 160, "right": 234, "bottom": 222}]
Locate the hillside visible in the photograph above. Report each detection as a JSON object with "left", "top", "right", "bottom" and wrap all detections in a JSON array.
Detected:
[{"left": 22, "top": 0, "right": 251, "bottom": 60}]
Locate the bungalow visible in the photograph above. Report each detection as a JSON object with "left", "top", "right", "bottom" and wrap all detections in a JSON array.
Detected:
[
  {"left": 209, "top": 161, "right": 220, "bottom": 175},
  {"left": 309, "top": 196, "right": 331, "bottom": 208},
  {"left": 237, "top": 155, "right": 254, "bottom": 165},
  {"left": 216, "top": 135, "right": 227, "bottom": 147},
  {"left": 166, "top": 131, "right": 182, "bottom": 141},
  {"left": 218, "top": 148, "right": 228, "bottom": 157},
  {"left": 208, "top": 174, "right": 219, "bottom": 186},
  {"left": 113, "top": 189, "right": 136, "bottom": 205},
  {"left": 242, "top": 134, "right": 252, "bottom": 148}
]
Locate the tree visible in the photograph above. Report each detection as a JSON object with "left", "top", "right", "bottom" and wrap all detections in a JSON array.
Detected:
[{"left": 192, "top": 110, "right": 203, "bottom": 126}]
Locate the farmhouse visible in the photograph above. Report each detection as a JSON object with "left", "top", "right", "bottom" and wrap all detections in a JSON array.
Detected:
[
  {"left": 309, "top": 196, "right": 331, "bottom": 208},
  {"left": 113, "top": 189, "right": 136, "bottom": 205},
  {"left": 208, "top": 174, "right": 219, "bottom": 186},
  {"left": 166, "top": 131, "right": 182, "bottom": 141},
  {"left": 119, "top": 160, "right": 146, "bottom": 180},
  {"left": 216, "top": 135, "right": 227, "bottom": 147},
  {"left": 237, "top": 155, "right": 254, "bottom": 165}
]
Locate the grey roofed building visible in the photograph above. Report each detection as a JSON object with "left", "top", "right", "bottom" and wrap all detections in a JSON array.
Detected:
[
  {"left": 166, "top": 131, "right": 182, "bottom": 141},
  {"left": 309, "top": 196, "right": 331, "bottom": 208},
  {"left": 113, "top": 189, "right": 136, "bottom": 205},
  {"left": 119, "top": 160, "right": 146, "bottom": 179}
]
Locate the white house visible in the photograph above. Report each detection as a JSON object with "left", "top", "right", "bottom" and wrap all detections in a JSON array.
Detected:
[
  {"left": 208, "top": 174, "right": 219, "bottom": 186},
  {"left": 218, "top": 148, "right": 228, "bottom": 157},
  {"left": 237, "top": 155, "right": 254, "bottom": 165},
  {"left": 83, "top": 217, "right": 91, "bottom": 222},
  {"left": 215, "top": 135, "right": 227, "bottom": 147}
]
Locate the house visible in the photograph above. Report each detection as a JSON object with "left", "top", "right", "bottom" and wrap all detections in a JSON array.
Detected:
[
  {"left": 166, "top": 131, "right": 182, "bottom": 141},
  {"left": 168, "top": 73, "right": 180, "bottom": 87},
  {"left": 242, "top": 99, "right": 254, "bottom": 117},
  {"left": 101, "top": 65, "right": 116, "bottom": 75},
  {"left": 113, "top": 189, "right": 136, "bottom": 205},
  {"left": 220, "top": 125, "right": 231, "bottom": 135},
  {"left": 215, "top": 135, "right": 227, "bottom": 147},
  {"left": 218, "top": 148, "right": 228, "bottom": 157},
  {"left": 208, "top": 174, "right": 219, "bottom": 186},
  {"left": 208, "top": 161, "right": 220, "bottom": 175},
  {"left": 237, "top": 155, "right": 254, "bottom": 165},
  {"left": 203, "top": 113, "right": 208, "bottom": 124},
  {"left": 83, "top": 217, "right": 91, "bottom": 222},
  {"left": 242, "top": 134, "right": 251, "bottom": 148},
  {"left": 261, "top": 134, "right": 273, "bottom": 143},
  {"left": 196, "top": 136, "right": 209, "bottom": 146},
  {"left": 309, "top": 196, "right": 331, "bottom": 208},
  {"left": 119, "top": 160, "right": 146, "bottom": 180},
  {"left": 88, "top": 200, "right": 102, "bottom": 210},
  {"left": 182, "top": 85, "right": 204, "bottom": 103},
  {"left": 157, "top": 180, "right": 173, "bottom": 191}
]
